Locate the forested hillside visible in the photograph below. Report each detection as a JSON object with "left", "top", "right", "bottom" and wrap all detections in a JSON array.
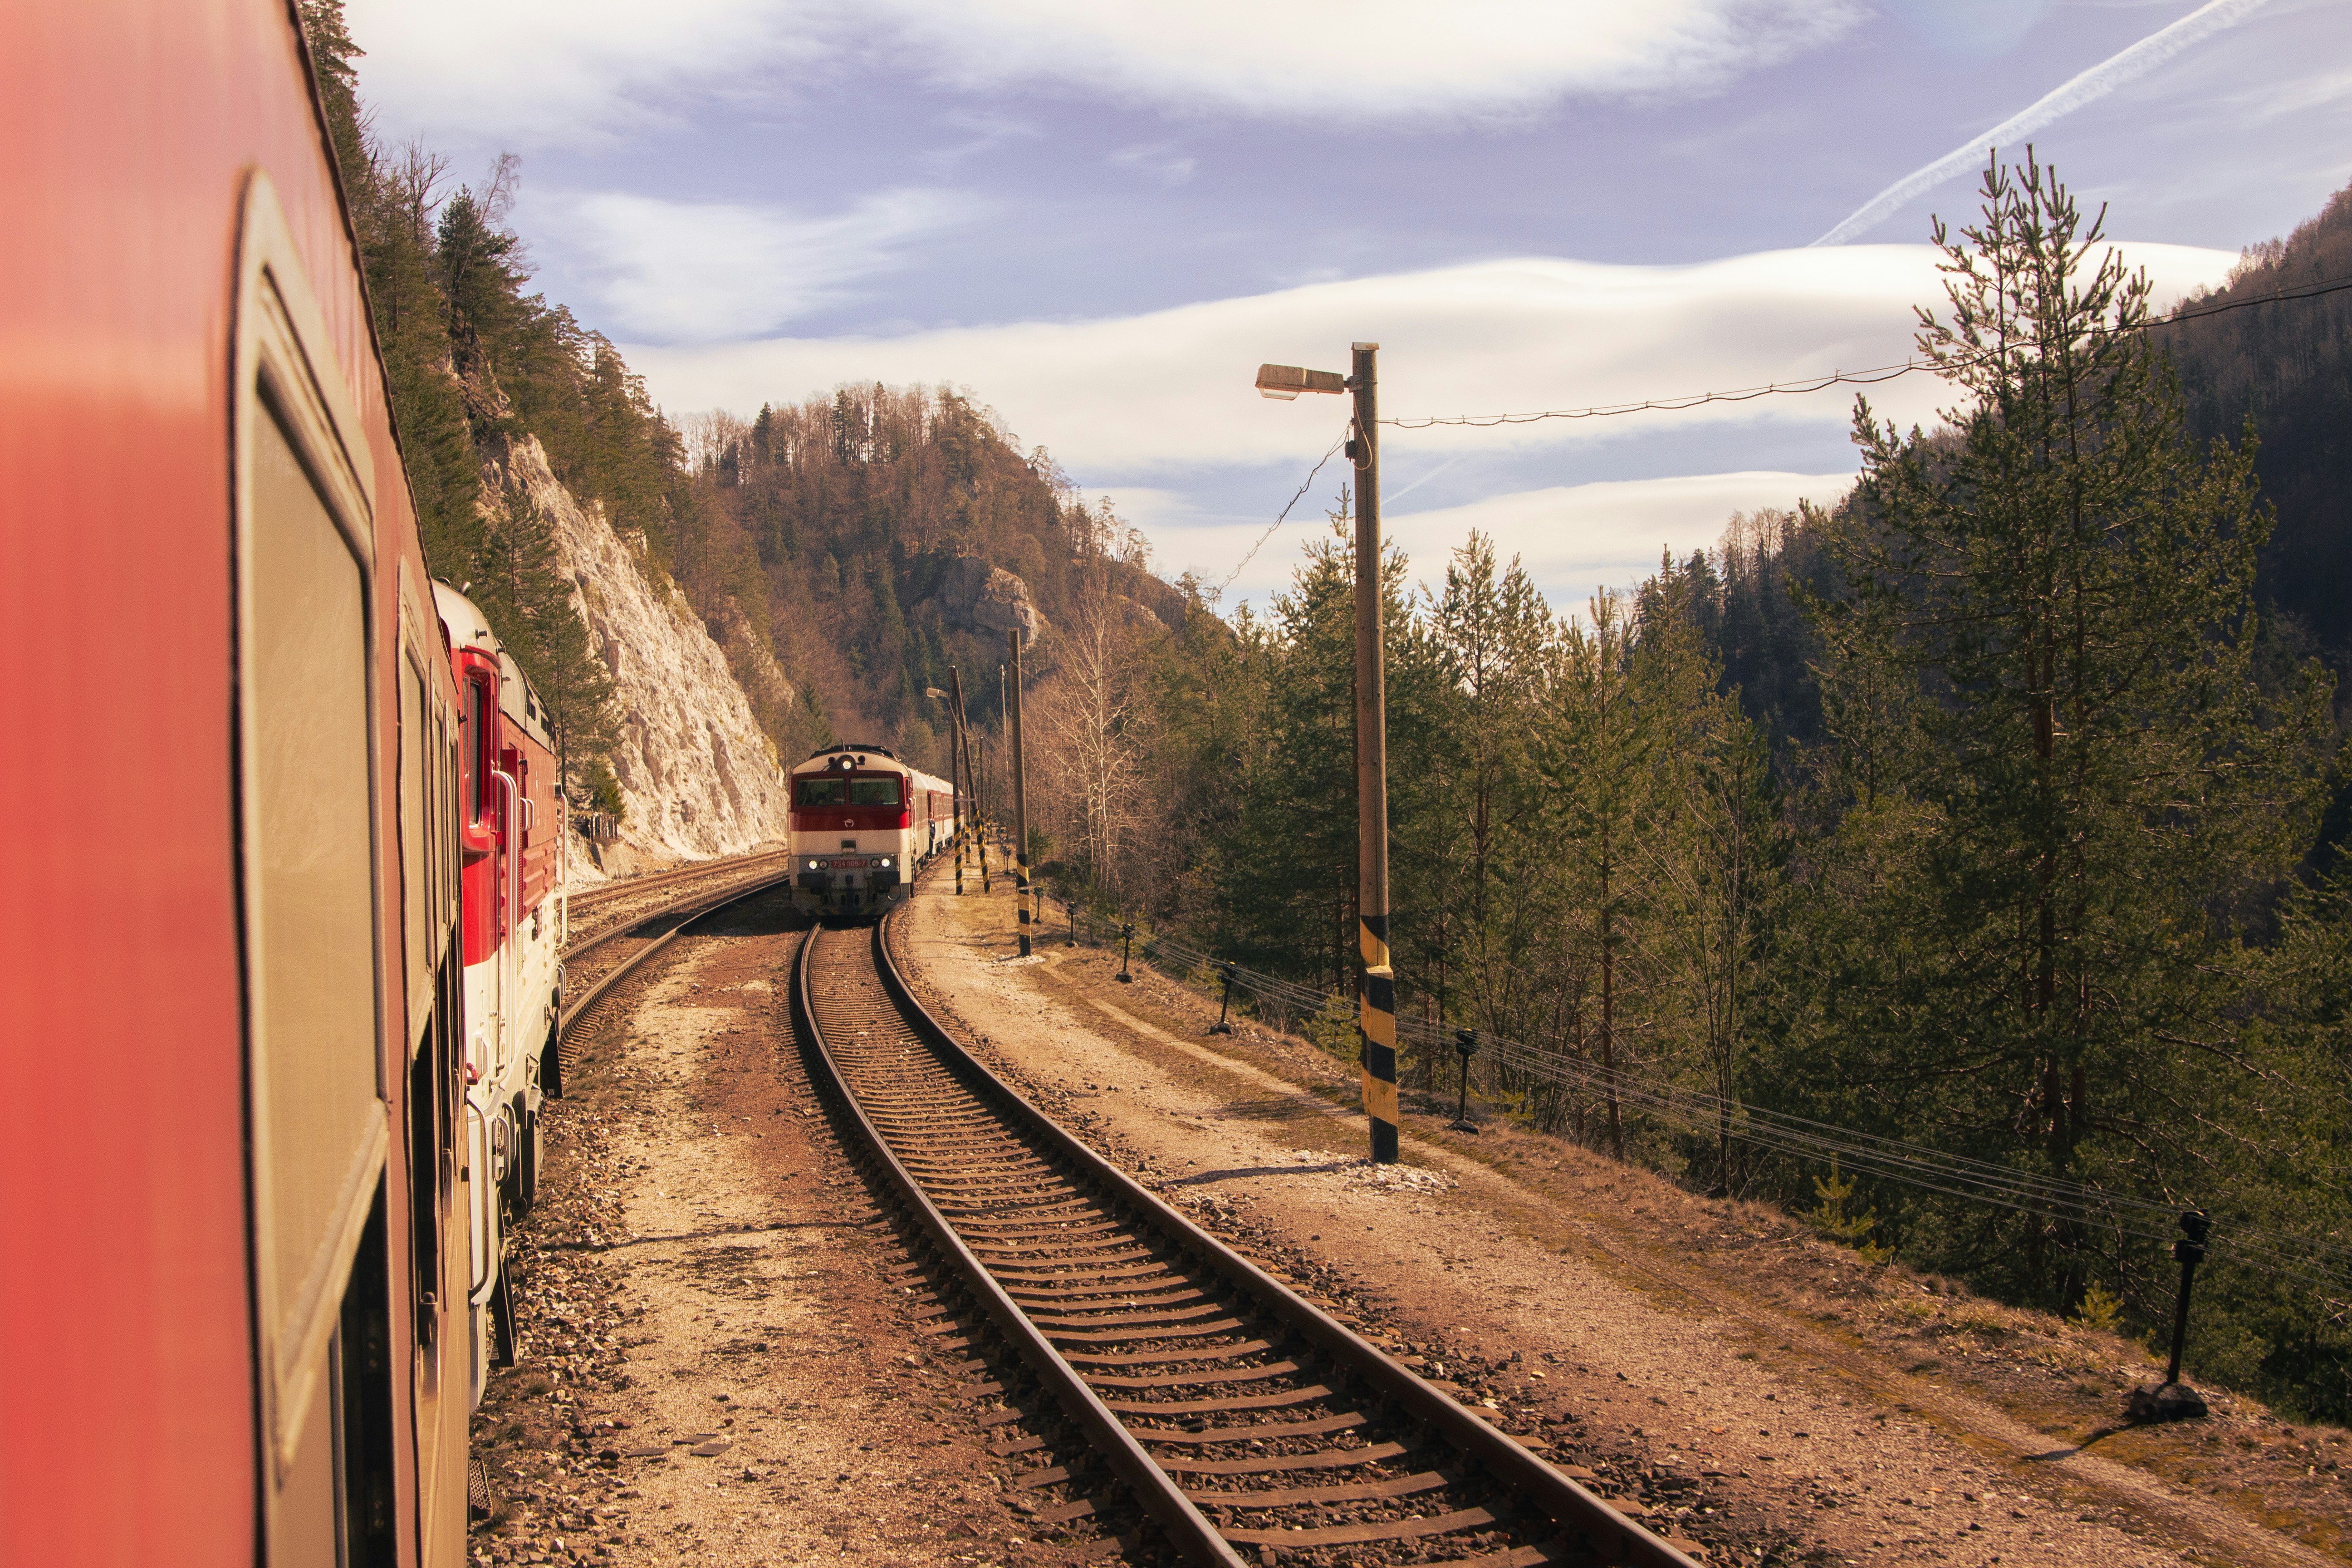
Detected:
[
  {"left": 301, "top": 2, "right": 1171, "bottom": 803},
  {"left": 1012, "top": 162, "right": 2352, "bottom": 1425},
  {"left": 2169, "top": 183, "right": 2352, "bottom": 663},
  {"left": 678, "top": 390, "right": 1185, "bottom": 772}
]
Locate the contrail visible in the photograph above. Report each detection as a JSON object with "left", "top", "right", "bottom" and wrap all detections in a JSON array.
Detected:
[{"left": 1812, "top": 0, "right": 2275, "bottom": 246}]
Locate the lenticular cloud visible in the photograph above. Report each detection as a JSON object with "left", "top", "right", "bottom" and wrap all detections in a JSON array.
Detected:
[{"left": 872, "top": 0, "right": 1866, "bottom": 124}]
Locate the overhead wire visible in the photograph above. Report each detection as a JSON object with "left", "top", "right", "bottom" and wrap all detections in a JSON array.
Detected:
[
  {"left": 1219, "top": 426, "right": 1351, "bottom": 595},
  {"left": 1377, "top": 270, "right": 2352, "bottom": 431}
]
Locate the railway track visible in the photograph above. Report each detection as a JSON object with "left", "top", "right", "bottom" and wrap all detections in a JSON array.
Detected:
[
  {"left": 793, "top": 913, "right": 1700, "bottom": 1568},
  {"left": 565, "top": 847, "right": 794, "bottom": 947},
  {"left": 556, "top": 866, "right": 795, "bottom": 1050}
]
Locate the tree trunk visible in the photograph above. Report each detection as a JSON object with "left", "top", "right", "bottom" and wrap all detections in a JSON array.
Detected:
[{"left": 1599, "top": 824, "right": 1623, "bottom": 1161}]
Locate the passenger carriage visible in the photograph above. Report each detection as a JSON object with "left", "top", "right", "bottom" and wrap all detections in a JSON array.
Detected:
[
  {"left": 0, "top": 2, "right": 483, "bottom": 1560},
  {"left": 788, "top": 745, "right": 957, "bottom": 917}
]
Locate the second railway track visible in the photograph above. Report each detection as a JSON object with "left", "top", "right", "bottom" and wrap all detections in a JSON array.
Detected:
[
  {"left": 794, "top": 912, "right": 1700, "bottom": 1568},
  {"left": 557, "top": 865, "right": 796, "bottom": 1050}
]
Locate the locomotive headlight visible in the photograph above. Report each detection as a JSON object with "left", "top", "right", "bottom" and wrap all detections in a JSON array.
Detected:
[
  {"left": 807, "top": 859, "right": 818, "bottom": 870},
  {"left": 879, "top": 857, "right": 891, "bottom": 868}
]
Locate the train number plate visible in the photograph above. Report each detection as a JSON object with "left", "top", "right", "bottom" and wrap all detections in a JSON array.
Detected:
[{"left": 824, "top": 857, "right": 869, "bottom": 869}]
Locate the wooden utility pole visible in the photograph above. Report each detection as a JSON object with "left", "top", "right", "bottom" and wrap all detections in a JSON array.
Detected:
[
  {"left": 1010, "top": 628, "right": 1032, "bottom": 957},
  {"left": 949, "top": 666, "right": 969, "bottom": 895},
  {"left": 1352, "top": 341, "right": 1397, "bottom": 1165}
]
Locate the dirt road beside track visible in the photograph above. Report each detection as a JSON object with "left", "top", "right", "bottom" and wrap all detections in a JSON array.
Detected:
[{"left": 898, "top": 877, "right": 2350, "bottom": 1568}]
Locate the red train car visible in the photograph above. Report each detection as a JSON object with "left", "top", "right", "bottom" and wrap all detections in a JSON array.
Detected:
[{"left": 1, "top": 3, "right": 473, "bottom": 1563}]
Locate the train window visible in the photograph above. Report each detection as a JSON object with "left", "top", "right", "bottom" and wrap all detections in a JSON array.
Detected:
[
  {"left": 400, "top": 649, "right": 428, "bottom": 1022},
  {"left": 467, "top": 676, "right": 490, "bottom": 823},
  {"left": 848, "top": 776, "right": 902, "bottom": 807},
  {"left": 232, "top": 170, "right": 391, "bottom": 1561},
  {"left": 795, "top": 777, "right": 848, "bottom": 807},
  {"left": 241, "top": 394, "right": 382, "bottom": 1470}
]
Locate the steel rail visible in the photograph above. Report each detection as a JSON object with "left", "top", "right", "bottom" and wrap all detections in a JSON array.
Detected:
[
  {"left": 556, "top": 871, "right": 795, "bottom": 1042},
  {"left": 793, "top": 907, "right": 1700, "bottom": 1568},
  {"left": 794, "top": 922, "right": 1242, "bottom": 1566},
  {"left": 562, "top": 858, "right": 799, "bottom": 970},
  {"left": 567, "top": 847, "right": 793, "bottom": 920}
]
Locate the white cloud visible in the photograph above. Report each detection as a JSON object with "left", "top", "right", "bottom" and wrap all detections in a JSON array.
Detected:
[
  {"left": 918, "top": 112, "right": 1044, "bottom": 176},
  {"left": 1108, "top": 142, "right": 1198, "bottom": 187},
  {"left": 1387, "top": 471, "right": 1855, "bottom": 611},
  {"left": 549, "top": 189, "right": 984, "bottom": 343},
  {"left": 348, "top": 0, "right": 1861, "bottom": 145},
  {"left": 629, "top": 240, "right": 2235, "bottom": 470},
  {"left": 1108, "top": 471, "right": 1859, "bottom": 611},
  {"left": 346, "top": 0, "right": 830, "bottom": 146},
  {"left": 873, "top": 0, "right": 1863, "bottom": 123}
]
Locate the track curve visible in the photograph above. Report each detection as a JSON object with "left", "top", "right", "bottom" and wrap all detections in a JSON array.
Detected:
[
  {"left": 793, "top": 911, "right": 1701, "bottom": 1568},
  {"left": 558, "top": 868, "right": 796, "bottom": 1048}
]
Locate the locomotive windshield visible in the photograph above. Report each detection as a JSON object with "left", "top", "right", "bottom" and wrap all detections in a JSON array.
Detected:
[{"left": 796, "top": 774, "right": 902, "bottom": 807}]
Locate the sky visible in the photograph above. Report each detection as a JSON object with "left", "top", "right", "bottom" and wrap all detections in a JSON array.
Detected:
[{"left": 345, "top": 0, "right": 2352, "bottom": 616}]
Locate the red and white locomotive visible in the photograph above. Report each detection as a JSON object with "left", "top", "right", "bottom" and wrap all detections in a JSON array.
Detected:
[
  {"left": 436, "top": 583, "right": 566, "bottom": 1397},
  {"left": 789, "top": 744, "right": 958, "bottom": 916}
]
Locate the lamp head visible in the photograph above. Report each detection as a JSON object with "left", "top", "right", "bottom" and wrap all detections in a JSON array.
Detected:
[{"left": 1256, "top": 363, "right": 1348, "bottom": 401}]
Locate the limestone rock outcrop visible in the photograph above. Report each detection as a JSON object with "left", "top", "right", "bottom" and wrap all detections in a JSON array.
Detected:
[
  {"left": 932, "top": 556, "right": 1045, "bottom": 645},
  {"left": 505, "top": 437, "right": 793, "bottom": 862}
]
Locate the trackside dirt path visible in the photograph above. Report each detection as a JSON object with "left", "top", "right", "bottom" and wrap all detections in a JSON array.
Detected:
[
  {"left": 898, "top": 875, "right": 2349, "bottom": 1568},
  {"left": 466, "top": 886, "right": 1115, "bottom": 1567}
]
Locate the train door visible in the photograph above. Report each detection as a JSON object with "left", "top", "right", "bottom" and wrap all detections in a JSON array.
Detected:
[
  {"left": 398, "top": 570, "right": 468, "bottom": 1565},
  {"left": 231, "top": 172, "right": 397, "bottom": 1565},
  {"left": 454, "top": 651, "right": 516, "bottom": 1393}
]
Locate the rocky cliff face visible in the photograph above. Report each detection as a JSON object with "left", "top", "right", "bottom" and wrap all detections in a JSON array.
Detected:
[
  {"left": 506, "top": 438, "right": 794, "bottom": 863},
  {"left": 928, "top": 555, "right": 1047, "bottom": 646}
]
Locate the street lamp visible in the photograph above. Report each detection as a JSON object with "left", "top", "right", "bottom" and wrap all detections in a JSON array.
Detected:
[
  {"left": 1255, "top": 363, "right": 1348, "bottom": 400},
  {"left": 1256, "top": 345, "right": 1394, "bottom": 1164}
]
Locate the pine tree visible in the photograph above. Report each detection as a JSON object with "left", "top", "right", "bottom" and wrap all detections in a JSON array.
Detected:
[
  {"left": 1544, "top": 587, "right": 1656, "bottom": 1160},
  {"left": 1813, "top": 153, "right": 2332, "bottom": 1298},
  {"left": 1636, "top": 554, "right": 1782, "bottom": 1188}
]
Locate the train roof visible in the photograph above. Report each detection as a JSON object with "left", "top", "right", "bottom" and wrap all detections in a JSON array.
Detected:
[
  {"left": 432, "top": 580, "right": 557, "bottom": 753},
  {"left": 799, "top": 742, "right": 898, "bottom": 762}
]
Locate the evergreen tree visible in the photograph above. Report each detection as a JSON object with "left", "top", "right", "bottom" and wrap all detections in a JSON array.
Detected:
[
  {"left": 1544, "top": 586, "right": 1657, "bottom": 1159},
  {"left": 1809, "top": 154, "right": 2332, "bottom": 1301}
]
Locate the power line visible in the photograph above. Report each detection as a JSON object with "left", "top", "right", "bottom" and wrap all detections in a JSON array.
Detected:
[
  {"left": 1219, "top": 426, "right": 1349, "bottom": 594},
  {"left": 1379, "top": 270, "right": 2352, "bottom": 432}
]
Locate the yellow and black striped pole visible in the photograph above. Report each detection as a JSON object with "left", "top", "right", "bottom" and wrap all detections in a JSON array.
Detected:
[
  {"left": 1009, "top": 628, "right": 1032, "bottom": 958},
  {"left": 1350, "top": 342, "right": 1398, "bottom": 1164}
]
